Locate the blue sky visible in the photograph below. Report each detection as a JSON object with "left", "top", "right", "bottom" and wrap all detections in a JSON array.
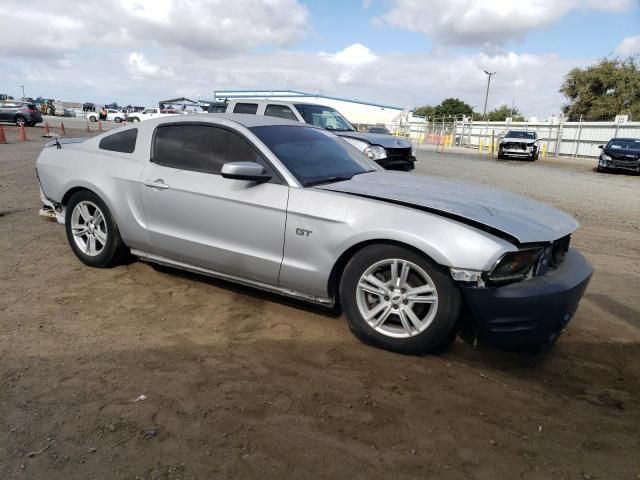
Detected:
[{"left": 0, "top": 0, "right": 638, "bottom": 117}]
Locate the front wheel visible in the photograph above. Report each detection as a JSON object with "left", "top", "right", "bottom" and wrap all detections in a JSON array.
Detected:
[
  {"left": 497, "top": 147, "right": 504, "bottom": 160},
  {"left": 89, "top": 115, "right": 97, "bottom": 122},
  {"left": 340, "top": 244, "right": 461, "bottom": 355},
  {"left": 64, "top": 191, "right": 128, "bottom": 268},
  {"left": 130, "top": 117, "right": 140, "bottom": 122},
  {"left": 114, "top": 117, "right": 122, "bottom": 123}
]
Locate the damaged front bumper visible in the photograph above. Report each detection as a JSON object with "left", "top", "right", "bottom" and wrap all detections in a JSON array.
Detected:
[
  {"left": 457, "top": 248, "right": 593, "bottom": 351},
  {"left": 38, "top": 186, "right": 64, "bottom": 224}
]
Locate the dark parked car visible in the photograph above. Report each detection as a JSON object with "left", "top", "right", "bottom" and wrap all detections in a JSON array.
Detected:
[
  {"left": 62, "top": 108, "right": 77, "bottom": 117},
  {"left": 597, "top": 138, "right": 640, "bottom": 174},
  {"left": 82, "top": 103, "right": 95, "bottom": 112},
  {"left": 0, "top": 100, "right": 43, "bottom": 126}
]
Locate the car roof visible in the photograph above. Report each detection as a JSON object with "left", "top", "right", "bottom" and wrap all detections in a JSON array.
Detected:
[
  {"left": 146, "top": 113, "right": 310, "bottom": 128},
  {"left": 610, "top": 137, "right": 640, "bottom": 141}
]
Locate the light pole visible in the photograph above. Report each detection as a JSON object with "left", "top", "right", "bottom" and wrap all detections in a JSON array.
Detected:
[
  {"left": 19, "top": 85, "right": 25, "bottom": 99},
  {"left": 481, "top": 70, "right": 496, "bottom": 120}
]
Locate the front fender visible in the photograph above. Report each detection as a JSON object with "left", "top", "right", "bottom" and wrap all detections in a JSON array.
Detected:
[{"left": 279, "top": 187, "right": 515, "bottom": 299}]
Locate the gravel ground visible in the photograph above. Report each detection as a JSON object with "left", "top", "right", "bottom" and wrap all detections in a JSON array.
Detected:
[{"left": 1, "top": 129, "right": 639, "bottom": 480}]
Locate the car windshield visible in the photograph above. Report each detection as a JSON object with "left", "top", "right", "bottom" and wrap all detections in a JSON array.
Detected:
[
  {"left": 506, "top": 131, "right": 536, "bottom": 140},
  {"left": 607, "top": 138, "right": 640, "bottom": 150},
  {"left": 250, "top": 125, "right": 379, "bottom": 187},
  {"left": 294, "top": 104, "right": 356, "bottom": 132}
]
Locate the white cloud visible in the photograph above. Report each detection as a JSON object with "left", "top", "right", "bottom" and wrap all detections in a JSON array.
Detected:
[
  {"left": 323, "top": 43, "right": 378, "bottom": 66},
  {"left": 615, "top": 35, "right": 640, "bottom": 56},
  {"left": 377, "top": 0, "right": 634, "bottom": 47},
  {"left": 128, "top": 52, "right": 174, "bottom": 78},
  {"left": 0, "top": 45, "right": 584, "bottom": 118},
  {"left": 0, "top": 0, "right": 308, "bottom": 59}
]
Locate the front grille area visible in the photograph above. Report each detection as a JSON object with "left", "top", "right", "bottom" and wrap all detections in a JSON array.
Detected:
[
  {"left": 535, "top": 235, "right": 571, "bottom": 276},
  {"left": 385, "top": 147, "right": 412, "bottom": 160},
  {"left": 503, "top": 142, "right": 527, "bottom": 150},
  {"left": 551, "top": 235, "right": 571, "bottom": 267}
]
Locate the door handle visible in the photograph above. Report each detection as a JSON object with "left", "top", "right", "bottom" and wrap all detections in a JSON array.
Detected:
[{"left": 144, "top": 179, "right": 169, "bottom": 189}]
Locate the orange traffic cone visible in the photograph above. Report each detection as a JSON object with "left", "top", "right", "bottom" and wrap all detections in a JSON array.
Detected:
[
  {"left": 0, "top": 126, "right": 7, "bottom": 144},
  {"left": 18, "top": 124, "right": 27, "bottom": 141},
  {"left": 60, "top": 122, "right": 66, "bottom": 136},
  {"left": 43, "top": 122, "right": 51, "bottom": 137},
  {"left": 98, "top": 120, "right": 103, "bottom": 132}
]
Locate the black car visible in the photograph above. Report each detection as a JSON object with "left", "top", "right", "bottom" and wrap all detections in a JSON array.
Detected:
[
  {"left": 0, "top": 100, "right": 43, "bottom": 126},
  {"left": 597, "top": 138, "right": 640, "bottom": 174}
]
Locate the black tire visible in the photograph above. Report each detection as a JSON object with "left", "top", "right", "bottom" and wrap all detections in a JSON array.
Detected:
[
  {"left": 130, "top": 117, "right": 140, "bottom": 123},
  {"left": 531, "top": 148, "right": 539, "bottom": 161},
  {"left": 89, "top": 115, "right": 97, "bottom": 122},
  {"left": 497, "top": 147, "right": 504, "bottom": 160},
  {"left": 339, "top": 244, "right": 461, "bottom": 355},
  {"left": 114, "top": 117, "right": 122, "bottom": 123},
  {"left": 15, "top": 115, "right": 26, "bottom": 127},
  {"left": 596, "top": 165, "right": 607, "bottom": 173},
  {"left": 64, "top": 190, "right": 128, "bottom": 268}
]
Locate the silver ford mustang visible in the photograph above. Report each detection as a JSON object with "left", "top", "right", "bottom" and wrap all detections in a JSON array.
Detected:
[{"left": 36, "top": 115, "right": 593, "bottom": 354}]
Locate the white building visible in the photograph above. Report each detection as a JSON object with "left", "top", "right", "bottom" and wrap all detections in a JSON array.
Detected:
[{"left": 212, "top": 90, "right": 417, "bottom": 127}]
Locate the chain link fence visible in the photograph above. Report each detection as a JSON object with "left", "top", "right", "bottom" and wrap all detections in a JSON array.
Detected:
[{"left": 388, "top": 116, "right": 640, "bottom": 158}]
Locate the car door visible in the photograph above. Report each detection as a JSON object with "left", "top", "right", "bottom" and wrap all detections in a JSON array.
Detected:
[{"left": 138, "top": 122, "right": 289, "bottom": 286}]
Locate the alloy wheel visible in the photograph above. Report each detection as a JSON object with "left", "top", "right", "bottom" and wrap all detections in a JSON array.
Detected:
[
  {"left": 356, "top": 258, "right": 439, "bottom": 338},
  {"left": 70, "top": 201, "right": 108, "bottom": 256}
]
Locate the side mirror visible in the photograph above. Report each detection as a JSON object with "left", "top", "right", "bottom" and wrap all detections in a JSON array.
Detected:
[
  {"left": 598, "top": 145, "right": 604, "bottom": 149},
  {"left": 221, "top": 162, "right": 271, "bottom": 183}
]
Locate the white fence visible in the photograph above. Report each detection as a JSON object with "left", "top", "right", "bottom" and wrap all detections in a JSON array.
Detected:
[{"left": 390, "top": 119, "right": 640, "bottom": 158}]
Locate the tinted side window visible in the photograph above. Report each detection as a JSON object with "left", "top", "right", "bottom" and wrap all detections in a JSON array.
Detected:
[
  {"left": 99, "top": 128, "right": 138, "bottom": 153},
  {"left": 233, "top": 103, "right": 258, "bottom": 114},
  {"left": 153, "top": 124, "right": 265, "bottom": 175},
  {"left": 265, "top": 104, "right": 297, "bottom": 121}
]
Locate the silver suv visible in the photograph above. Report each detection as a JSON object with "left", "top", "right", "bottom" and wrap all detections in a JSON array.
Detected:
[{"left": 224, "top": 100, "right": 416, "bottom": 171}]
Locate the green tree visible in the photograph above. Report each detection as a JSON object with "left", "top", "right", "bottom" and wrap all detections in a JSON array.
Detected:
[
  {"left": 414, "top": 98, "right": 475, "bottom": 119},
  {"left": 560, "top": 56, "right": 640, "bottom": 121},
  {"left": 434, "top": 98, "right": 474, "bottom": 118},
  {"left": 487, "top": 104, "right": 525, "bottom": 121},
  {"left": 414, "top": 105, "right": 435, "bottom": 118}
]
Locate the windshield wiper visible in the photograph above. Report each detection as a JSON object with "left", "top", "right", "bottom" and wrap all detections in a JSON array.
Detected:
[{"left": 305, "top": 175, "right": 354, "bottom": 187}]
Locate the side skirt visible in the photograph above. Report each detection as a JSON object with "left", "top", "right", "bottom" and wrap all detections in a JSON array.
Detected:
[{"left": 130, "top": 249, "right": 335, "bottom": 307}]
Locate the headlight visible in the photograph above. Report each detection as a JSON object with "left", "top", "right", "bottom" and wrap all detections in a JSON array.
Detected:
[
  {"left": 488, "top": 248, "right": 543, "bottom": 282},
  {"left": 601, "top": 153, "right": 612, "bottom": 161},
  {"left": 364, "top": 145, "right": 387, "bottom": 160}
]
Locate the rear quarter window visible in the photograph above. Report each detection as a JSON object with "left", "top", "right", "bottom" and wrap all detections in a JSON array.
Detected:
[
  {"left": 233, "top": 103, "right": 258, "bottom": 114},
  {"left": 99, "top": 128, "right": 138, "bottom": 154}
]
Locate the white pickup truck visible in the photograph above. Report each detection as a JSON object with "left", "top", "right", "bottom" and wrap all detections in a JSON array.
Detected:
[{"left": 127, "top": 107, "right": 180, "bottom": 122}]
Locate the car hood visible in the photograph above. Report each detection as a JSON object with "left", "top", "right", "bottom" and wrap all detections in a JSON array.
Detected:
[
  {"left": 500, "top": 137, "right": 536, "bottom": 144},
  {"left": 335, "top": 131, "right": 413, "bottom": 149},
  {"left": 603, "top": 147, "right": 640, "bottom": 161},
  {"left": 316, "top": 171, "right": 578, "bottom": 244}
]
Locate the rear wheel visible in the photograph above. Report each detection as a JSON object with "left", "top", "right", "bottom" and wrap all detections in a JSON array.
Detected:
[
  {"left": 15, "top": 115, "right": 26, "bottom": 127},
  {"left": 64, "top": 191, "right": 128, "bottom": 268},
  {"left": 497, "top": 147, "right": 504, "bottom": 160},
  {"left": 340, "top": 244, "right": 461, "bottom": 355},
  {"left": 89, "top": 115, "right": 97, "bottom": 122},
  {"left": 114, "top": 117, "right": 122, "bottom": 123},
  {"left": 130, "top": 117, "right": 140, "bottom": 122}
]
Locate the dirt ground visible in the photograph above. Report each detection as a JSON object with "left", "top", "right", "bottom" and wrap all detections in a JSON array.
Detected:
[{"left": 1, "top": 128, "right": 639, "bottom": 480}]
